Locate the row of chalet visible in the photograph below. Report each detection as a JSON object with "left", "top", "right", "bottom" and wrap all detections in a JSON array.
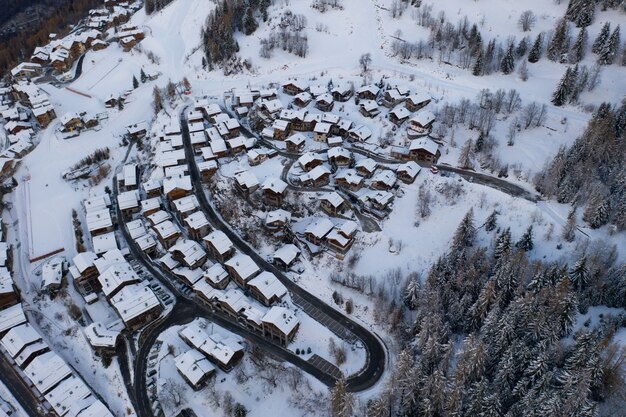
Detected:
[
  {"left": 70, "top": 248, "right": 163, "bottom": 330},
  {"left": 0, "top": 220, "right": 18, "bottom": 312},
  {"left": 0, "top": 306, "right": 115, "bottom": 416},
  {"left": 300, "top": 217, "right": 359, "bottom": 257},
  {"left": 261, "top": 108, "right": 373, "bottom": 143},
  {"left": 3, "top": 83, "right": 57, "bottom": 130}
]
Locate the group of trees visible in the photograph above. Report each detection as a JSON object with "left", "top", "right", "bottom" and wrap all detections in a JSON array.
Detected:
[
  {"left": 535, "top": 101, "right": 626, "bottom": 230},
  {"left": 259, "top": 11, "right": 309, "bottom": 59},
  {"left": 355, "top": 209, "right": 626, "bottom": 417},
  {"left": 0, "top": 0, "right": 100, "bottom": 77},
  {"left": 144, "top": 0, "right": 175, "bottom": 14},
  {"left": 201, "top": 0, "right": 271, "bottom": 70}
]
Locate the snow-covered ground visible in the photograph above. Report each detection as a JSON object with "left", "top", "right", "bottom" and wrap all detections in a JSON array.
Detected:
[{"left": 2, "top": 0, "right": 625, "bottom": 415}]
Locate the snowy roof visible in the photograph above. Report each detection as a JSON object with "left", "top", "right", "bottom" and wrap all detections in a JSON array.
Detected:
[
  {"left": 355, "top": 158, "right": 377, "bottom": 172},
  {"left": 153, "top": 220, "right": 180, "bottom": 240},
  {"left": 305, "top": 217, "right": 335, "bottom": 239},
  {"left": 409, "top": 110, "right": 436, "bottom": 127},
  {"left": 262, "top": 306, "right": 299, "bottom": 335},
  {"left": 98, "top": 262, "right": 139, "bottom": 297},
  {"left": 322, "top": 112, "right": 340, "bottom": 124},
  {"left": 283, "top": 80, "right": 308, "bottom": 91},
  {"left": 203, "top": 230, "right": 233, "bottom": 255},
  {"left": 184, "top": 211, "right": 209, "bottom": 231},
  {"left": 175, "top": 349, "right": 215, "bottom": 386},
  {"left": 409, "top": 137, "right": 439, "bottom": 155},
  {"left": 261, "top": 98, "right": 284, "bottom": 113},
  {"left": 325, "top": 229, "right": 350, "bottom": 247},
  {"left": 301, "top": 165, "right": 331, "bottom": 181},
  {"left": 320, "top": 191, "right": 344, "bottom": 208},
  {"left": 397, "top": 161, "right": 421, "bottom": 178},
  {"left": 164, "top": 164, "right": 188, "bottom": 178},
  {"left": 337, "top": 220, "right": 358, "bottom": 238},
  {"left": 14, "top": 340, "right": 48, "bottom": 367},
  {"left": 309, "top": 84, "right": 327, "bottom": 97},
  {"left": 314, "top": 122, "right": 332, "bottom": 134},
  {"left": 24, "top": 351, "right": 72, "bottom": 394},
  {"left": 349, "top": 125, "right": 372, "bottom": 140},
  {"left": 41, "top": 257, "right": 64, "bottom": 289},
  {"left": 298, "top": 152, "right": 324, "bottom": 168},
  {"left": 140, "top": 197, "right": 161, "bottom": 214},
  {"left": 361, "top": 190, "right": 394, "bottom": 207},
  {"left": 135, "top": 234, "right": 157, "bottom": 252},
  {"left": 59, "top": 112, "right": 80, "bottom": 125},
  {"left": 272, "top": 119, "right": 290, "bottom": 131},
  {"left": 234, "top": 170, "right": 259, "bottom": 189},
  {"left": 110, "top": 283, "right": 160, "bottom": 325},
  {"left": 200, "top": 146, "right": 216, "bottom": 160},
  {"left": 162, "top": 175, "right": 192, "bottom": 195},
  {"left": 172, "top": 195, "right": 199, "bottom": 215},
  {"left": 126, "top": 122, "right": 148, "bottom": 135},
  {"left": 335, "top": 169, "right": 363, "bottom": 186},
  {"left": 84, "top": 322, "right": 120, "bottom": 348},
  {"left": 328, "top": 147, "right": 351, "bottom": 160},
  {"left": 265, "top": 209, "right": 291, "bottom": 225},
  {"left": 293, "top": 91, "right": 312, "bottom": 103},
  {"left": 1, "top": 323, "right": 41, "bottom": 358},
  {"left": 286, "top": 133, "right": 306, "bottom": 146},
  {"left": 203, "top": 263, "right": 229, "bottom": 286},
  {"left": 117, "top": 190, "right": 139, "bottom": 210},
  {"left": 225, "top": 253, "right": 260, "bottom": 281},
  {"left": 390, "top": 106, "right": 411, "bottom": 120},
  {"left": 198, "top": 160, "right": 218, "bottom": 173},
  {"left": 122, "top": 163, "right": 137, "bottom": 187},
  {"left": 92, "top": 232, "right": 118, "bottom": 255},
  {"left": 169, "top": 240, "right": 206, "bottom": 268},
  {"left": 76, "top": 400, "right": 114, "bottom": 417},
  {"left": 203, "top": 103, "right": 222, "bottom": 117},
  {"left": 357, "top": 84, "right": 380, "bottom": 95},
  {"left": 172, "top": 266, "right": 204, "bottom": 285},
  {"left": 227, "top": 136, "right": 246, "bottom": 149},
  {"left": 210, "top": 138, "right": 227, "bottom": 154},
  {"left": 273, "top": 244, "right": 300, "bottom": 266},
  {"left": 316, "top": 93, "right": 334, "bottom": 105},
  {"left": 406, "top": 92, "right": 431, "bottom": 105},
  {"left": 93, "top": 249, "right": 125, "bottom": 275},
  {"left": 0, "top": 303, "right": 26, "bottom": 335},
  {"left": 262, "top": 178, "right": 288, "bottom": 194},
  {"left": 44, "top": 374, "right": 93, "bottom": 417},
  {"left": 248, "top": 271, "right": 287, "bottom": 302},
  {"left": 84, "top": 194, "right": 111, "bottom": 212},
  {"left": 159, "top": 253, "right": 180, "bottom": 270},
  {"left": 147, "top": 210, "right": 172, "bottom": 225},
  {"left": 372, "top": 170, "right": 397, "bottom": 187},
  {"left": 73, "top": 252, "right": 97, "bottom": 273},
  {"left": 85, "top": 208, "right": 113, "bottom": 233}
]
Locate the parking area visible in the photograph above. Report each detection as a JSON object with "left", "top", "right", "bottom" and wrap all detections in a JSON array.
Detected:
[
  {"left": 292, "top": 293, "right": 358, "bottom": 344},
  {"left": 308, "top": 354, "right": 342, "bottom": 379}
]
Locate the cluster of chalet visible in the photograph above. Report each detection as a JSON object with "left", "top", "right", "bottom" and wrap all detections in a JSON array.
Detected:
[
  {"left": 250, "top": 79, "right": 441, "bottom": 164},
  {"left": 0, "top": 221, "right": 17, "bottom": 313},
  {"left": 298, "top": 217, "right": 359, "bottom": 258},
  {"left": 26, "top": 0, "right": 140, "bottom": 72},
  {"left": 0, "top": 84, "right": 52, "bottom": 180},
  {"left": 120, "top": 122, "right": 301, "bottom": 346},
  {"left": 58, "top": 111, "right": 105, "bottom": 139},
  {"left": 175, "top": 321, "right": 245, "bottom": 389},
  {"left": 0, "top": 308, "right": 114, "bottom": 416},
  {"left": 74, "top": 192, "right": 163, "bottom": 330}
]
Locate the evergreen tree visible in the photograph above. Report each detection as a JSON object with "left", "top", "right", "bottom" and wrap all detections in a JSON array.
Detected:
[
  {"left": 117, "top": 99, "right": 124, "bottom": 111},
  {"left": 453, "top": 209, "right": 476, "bottom": 249},
  {"left": 566, "top": 0, "right": 595, "bottom": 28},
  {"left": 552, "top": 66, "right": 572, "bottom": 106},
  {"left": 484, "top": 210, "right": 498, "bottom": 232},
  {"left": 330, "top": 377, "right": 354, "bottom": 417},
  {"left": 494, "top": 228, "right": 512, "bottom": 259},
  {"left": 243, "top": 7, "right": 258, "bottom": 35},
  {"left": 528, "top": 33, "right": 543, "bottom": 63},
  {"left": 259, "top": 0, "right": 271, "bottom": 22},
  {"left": 516, "top": 36, "right": 529, "bottom": 58},
  {"left": 598, "top": 26, "right": 620, "bottom": 65},
  {"left": 592, "top": 22, "right": 610, "bottom": 54},
  {"left": 152, "top": 86, "right": 163, "bottom": 115},
  {"left": 458, "top": 139, "right": 474, "bottom": 168},
  {"left": 132, "top": 75, "right": 139, "bottom": 89},
  {"left": 166, "top": 79, "right": 177, "bottom": 102},
  {"left": 403, "top": 275, "right": 421, "bottom": 310},
  {"left": 472, "top": 46, "right": 484, "bottom": 76},
  {"left": 570, "top": 256, "right": 589, "bottom": 291},
  {"left": 563, "top": 208, "right": 577, "bottom": 242},
  {"left": 548, "top": 19, "right": 570, "bottom": 62},
  {"left": 516, "top": 225, "right": 534, "bottom": 251},
  {"left": 583, "top": 194, "right": 610, "bottom": 228},
  {"left": 501, "top": 42, "right": 515, "bottom": 74},
  {"left": 140, "top": 69, "right": 147, "bottom": 83},
  {"left": 569, "top": 27, "right": 587, "bottom": 64},
  {"left": 484, "top": 39, "right": 496, "bottom": 73}
]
